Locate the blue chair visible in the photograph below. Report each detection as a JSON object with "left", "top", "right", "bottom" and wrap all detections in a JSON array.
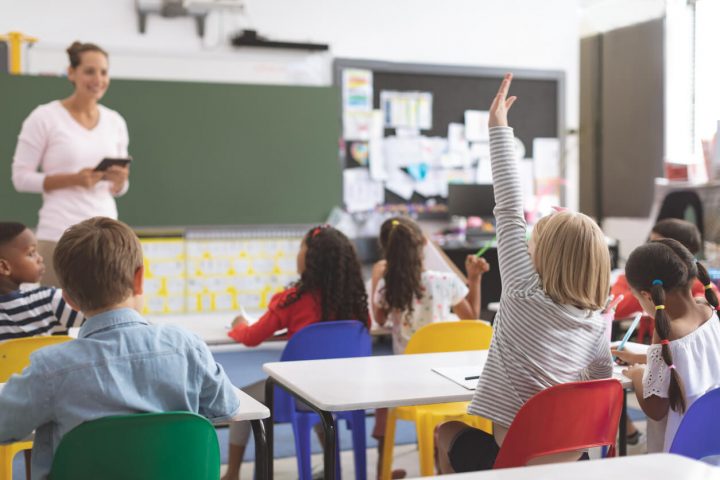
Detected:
[
  {"left": 274, "top": 320, "right": 371, "bottom": 480},
  {"left": 669, "top": 386, "right": 720, "bottom": 460}
]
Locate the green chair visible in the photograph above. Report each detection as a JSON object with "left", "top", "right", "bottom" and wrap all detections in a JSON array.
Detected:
[{"left": 49, "top": 411, "right": 220, "bottom": 480}]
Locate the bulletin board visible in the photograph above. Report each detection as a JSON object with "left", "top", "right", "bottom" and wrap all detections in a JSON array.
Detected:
[{"left": 333, "top": 59, "right": 565, "bottom": 214}]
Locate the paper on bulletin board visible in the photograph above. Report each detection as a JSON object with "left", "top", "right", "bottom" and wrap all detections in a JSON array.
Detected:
[
  {"left": 380, "top": 91, "right": 433, "bottom": 130},
  {"left": 343, "top": 168, "right": 384, "bottom": 212},
  {"left": 533, "top": 138, "right": 561, "bottom": 178},
  {"left": 385, "top": 169, "right": 415, "bottom": 200},
  {"left": 342, "top": 68, "right": 373, "bottom": 111},
  {"left": 448, "top": 123, "right": 467, "bottom": 152},
  {"left": 369, "top": 110, "right": 387, "bottom": 181},
  {"left": 343, "top": 111, "right": 373, "bottom": 141},
  {"left": 476, "top": 157, "right": 493, "bottom": 184},
  {"left": 465, "top": 110, "right": 490, "bottom": 142}
]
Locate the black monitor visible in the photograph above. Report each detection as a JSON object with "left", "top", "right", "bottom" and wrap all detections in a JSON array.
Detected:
[{"left": 447, "top": 184, "right": 495, "bottom": 217}]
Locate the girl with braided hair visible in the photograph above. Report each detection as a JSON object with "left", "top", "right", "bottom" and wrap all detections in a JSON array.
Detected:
[
  {"left": 223, "top": 224, "right": 369, "bottom": 480},
  {"left": 619, "top": 238, "right": 720, "bottom": 451}
]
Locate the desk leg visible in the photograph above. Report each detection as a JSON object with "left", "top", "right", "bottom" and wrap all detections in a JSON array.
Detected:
[
  {"left": 317, "top": 410, "right": 337, "bottom": 480},
  {"left": 265, "top": 376, "right": 338, "bottom": 480},
  {"left": 251, "top": 419, "right": 267, "bottom": 480},
  {"left": 619, "top": 388, "right": 628, "bottom": 456},
  {"left": 264, "top": 378, "right": 275, "bottom": 480}
]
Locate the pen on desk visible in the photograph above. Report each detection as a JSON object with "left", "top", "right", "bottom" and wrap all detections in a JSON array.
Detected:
[
  {"left": 475, "top": 237, "right": 496, "bottom": 257},
  {"left": 464, "top": 375, "right": 480, "bottom": 381},
  {"left": 612, "top": 312, "right": 643, "bottom": 362}
]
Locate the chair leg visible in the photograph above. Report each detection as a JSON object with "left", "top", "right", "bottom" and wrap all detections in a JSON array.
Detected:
[
  {"left": 0, "top": 446, "right": 13, "bottom": 480},
  {"left": 416, "top": 414, "right": 436, "bottom": 476},
  {"left": 380, "top": 408, "right": 398, "bottom": 480},
  {"left": 292, "top": 413, "right": 314, "bottom": 480},
  {"left": 349, "top": 411, "right": 367, "bottom": 480},
  {"left": 24, "top": 449, "right": 31, "bottom": 480}
]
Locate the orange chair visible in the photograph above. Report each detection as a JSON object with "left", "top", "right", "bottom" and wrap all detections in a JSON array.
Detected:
[
  {"left": 381, "top": 321, "right": 493, "bottom": 478},
  {"left": 493, "top": 379, "right": 623, "bottom": 469},
  {"left": 0, "top": 335, "right": 73, "bottom": 480}
]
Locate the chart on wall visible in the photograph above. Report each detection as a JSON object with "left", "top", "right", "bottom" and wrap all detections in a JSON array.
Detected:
[
  {"left": 335, "top": 59, "right": 565, "bottom": 216},
  {"left": 140, "top": 231, "right": 302, "bottom": 315}
]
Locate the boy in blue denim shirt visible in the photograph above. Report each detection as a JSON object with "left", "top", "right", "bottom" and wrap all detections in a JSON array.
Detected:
[{"left": 0, "top": 217, "right": 240, "bottom": 480}]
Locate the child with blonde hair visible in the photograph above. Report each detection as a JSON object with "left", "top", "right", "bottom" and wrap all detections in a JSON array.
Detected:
[{"left": 436, "top": 74, "right": 613, "bottom": 472}]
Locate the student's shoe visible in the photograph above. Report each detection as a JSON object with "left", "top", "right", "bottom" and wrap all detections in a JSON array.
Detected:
[{"left": 626, "top": 430, "right": 643, "bottom": 446}]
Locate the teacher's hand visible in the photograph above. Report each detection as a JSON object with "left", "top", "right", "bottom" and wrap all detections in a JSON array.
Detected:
[
  {"left": 104, "top": 165, "right": 130, "bottom": 195},
  {"left": 76, "top": 168, "right": 104, "bottom": 189}
]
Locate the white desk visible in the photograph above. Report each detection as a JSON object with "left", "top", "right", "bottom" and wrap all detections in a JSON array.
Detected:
[
  {"left": 146, "top": 313, "right": 391, "bottom": 346},
  {"left": 229, "top": 388, "right": 270, "bottom": 480},
  {"left": 263, "top": 350, "right": 634, "bottom": 480},
  {"left": 415, "top": 454, "right": 720, "bottom": 480}
]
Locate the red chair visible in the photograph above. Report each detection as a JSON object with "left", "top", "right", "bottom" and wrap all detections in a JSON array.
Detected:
[{"left": 493, "top": 379, "right": 623, "bottom": 469}]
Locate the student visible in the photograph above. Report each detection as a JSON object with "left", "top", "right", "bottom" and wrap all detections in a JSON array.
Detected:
[
  {"left": 435, "top": 74, "right": 613, "bottom": 473},
  {"left": 223, "top": 224, "right": 369, "bottom": 480},
  {"left": 0, "top": 217, "right": 240, "bottom": 480},
  {"left": 615, "top": 238, "right": 720, "bottom": 451},
  {"left": 0, "top": 222, "right": 84, "bottom": 341},
  {"left": 612, "top": 218, "right": 712, "bottom": 320},
  {"left": 370, "top": 216, "right": 489, "bottom": 478}
]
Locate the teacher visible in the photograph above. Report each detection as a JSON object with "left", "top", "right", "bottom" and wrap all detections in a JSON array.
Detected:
[{"left": 12, "top": 41, "right": 130, "bottom": 286}]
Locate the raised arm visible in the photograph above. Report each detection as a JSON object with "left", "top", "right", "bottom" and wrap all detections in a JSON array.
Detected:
[{"left": 488, "top": 74, "right": 539, "bottom": 293}]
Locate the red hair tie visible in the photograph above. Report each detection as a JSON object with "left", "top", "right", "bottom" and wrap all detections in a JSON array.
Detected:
[{"left": 660, "top": 339, "right": 670, "bottom": 346}]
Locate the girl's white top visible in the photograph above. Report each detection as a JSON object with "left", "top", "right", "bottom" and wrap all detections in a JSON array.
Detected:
[
  {"left": 643, "top": 312, "right": 720, "bottom": 451},
  {"left": 12, "top": 100, "right": 129, "bottom": 241}
]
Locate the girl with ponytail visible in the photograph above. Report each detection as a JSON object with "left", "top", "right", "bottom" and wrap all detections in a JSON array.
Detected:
[
  {"left": 370, "top": 216, "right": 489, "bottom": 478},
  {"left": 620, "top": 238, "right": 720, "bottom": 451}
]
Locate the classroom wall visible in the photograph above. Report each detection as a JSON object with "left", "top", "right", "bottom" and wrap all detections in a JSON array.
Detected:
[{"left": 0, "top": 0, "right": 582, "bottom": 208}]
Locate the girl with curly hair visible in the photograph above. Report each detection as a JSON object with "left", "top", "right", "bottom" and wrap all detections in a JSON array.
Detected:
[{"left": 223, "top": 224, "right": 369, "bottom": 480}]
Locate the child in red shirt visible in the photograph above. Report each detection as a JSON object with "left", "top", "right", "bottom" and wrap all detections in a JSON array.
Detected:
[
  {"left": 223, "top": 225, "right": 369, "bottom": 480},
  {"left": 612, "top": 219, "right": 715, "bottom": 328}
]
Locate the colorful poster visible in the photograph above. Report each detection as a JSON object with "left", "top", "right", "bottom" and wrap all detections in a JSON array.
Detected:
[{"left": 342, "top": 68, "right": 373, "bottom": 112}]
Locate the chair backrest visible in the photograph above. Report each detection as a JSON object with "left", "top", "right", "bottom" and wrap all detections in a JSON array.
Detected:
[
  {"left": 493, "top": 379, "right": 623, "bottom": 469},
  {"left": 670, "top": 386, "right": 720, "bottom": 459},
  {"left": 50, "top": 412, "right": 220, "bottom": 480},
  {"left": 274, "top": 320, "right": 371, "bottom": 422},
  {"left": 404, "top": 320, "right": 492, "bottom": 355},
  {"left": 0, "top": 335, "right": 72, "bottom": 382}
]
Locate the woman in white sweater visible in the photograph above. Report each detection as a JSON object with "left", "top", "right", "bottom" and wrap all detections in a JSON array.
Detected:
[{"left": 12, "top": 41, "right": 130, "bottom": 286}]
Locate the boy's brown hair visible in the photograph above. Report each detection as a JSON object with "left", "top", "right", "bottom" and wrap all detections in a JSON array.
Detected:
[
  {"left": 532, "top": 211, "right": 611, "bottom": 311},
  {"left": 54, "top": 217, "right": 143, "bottom": 312}
]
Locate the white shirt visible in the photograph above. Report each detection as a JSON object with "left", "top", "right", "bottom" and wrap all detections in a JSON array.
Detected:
[
  {"left": 12, "top": 100, "right": 129, "bottom": 242},
  {"left": 375, "top": 270, "right": 468, "bottom": 354},
  {"left": 643, "top": 313, "right": 720, "bottom": 451}
]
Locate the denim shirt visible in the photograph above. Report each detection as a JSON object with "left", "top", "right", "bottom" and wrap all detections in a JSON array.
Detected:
[{"left": 0, "top": 308, "right": 240, "bottom": 480}]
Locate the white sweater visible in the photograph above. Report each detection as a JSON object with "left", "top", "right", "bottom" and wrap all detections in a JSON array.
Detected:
[{"left": 12, "top": 100, "right": 129, "bottom": 241}]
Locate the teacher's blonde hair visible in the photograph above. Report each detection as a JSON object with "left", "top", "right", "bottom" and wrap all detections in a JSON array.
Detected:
[{"left": 532, "top": 211, "right": 610, "bottom": 311}]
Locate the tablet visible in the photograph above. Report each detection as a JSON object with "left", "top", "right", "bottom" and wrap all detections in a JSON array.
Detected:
[{"left": 94, "top": 157, "right": 132, "bottom": 171}]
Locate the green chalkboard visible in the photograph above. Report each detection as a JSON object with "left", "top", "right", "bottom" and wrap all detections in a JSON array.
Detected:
[{"left": 0, "top": 74, "right": 341, "bottom": 227}]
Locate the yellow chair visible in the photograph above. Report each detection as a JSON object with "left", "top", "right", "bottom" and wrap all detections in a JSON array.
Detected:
[
  {"left": 0, "top": 335, "right": 72, "bottom": 480},
  {"left": 381, "top": 321, "right": 493, "bottom": 479}
]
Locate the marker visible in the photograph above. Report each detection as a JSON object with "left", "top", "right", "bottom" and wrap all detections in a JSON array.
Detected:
[
  {"left": 475, "top": 237, "right": 496, "bottom": 257},
  {"left": 612, "top": 313, "right": 642, "bottom": 362},
  {"left": 464, "top": 375, "right": 480, "bottom": 381}
]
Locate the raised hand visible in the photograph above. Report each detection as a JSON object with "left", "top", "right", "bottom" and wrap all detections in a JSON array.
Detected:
[
  {"left": 465, "top": 255, "right": 490, "bottom": 280},
  {"left": 488, "top": 73, "right": 517, "bottom": 128}
]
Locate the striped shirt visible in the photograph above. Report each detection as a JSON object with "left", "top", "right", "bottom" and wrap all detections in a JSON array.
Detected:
[
  {"left": 467, "top": 127, "right": 613, "bottom": 428},
  {"left": 0, "top": 287, "right": 84, "bottom": 342}
]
